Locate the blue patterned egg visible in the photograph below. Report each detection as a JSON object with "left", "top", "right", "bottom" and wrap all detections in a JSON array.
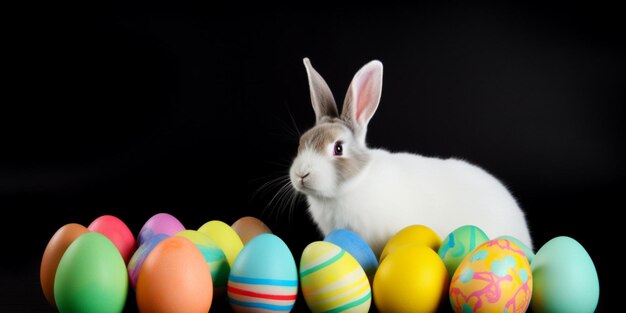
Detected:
[
  {"left": 127, "top": 234, "right": 168, "bottom": 288},
  {"left": 227, "top": 234, "right": 298, "bottom": 313}
]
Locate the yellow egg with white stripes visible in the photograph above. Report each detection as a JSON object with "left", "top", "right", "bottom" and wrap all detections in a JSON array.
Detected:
[{"left": 299, "top": 241, "right": 371, "bottom": 313}]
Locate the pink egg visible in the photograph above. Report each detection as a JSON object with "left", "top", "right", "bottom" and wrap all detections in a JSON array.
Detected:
[
  {"left": 88, "top": 215, "right": 136, "bottom": 264},
  {"left": 137, "top": 213, "right": 185, "bottom": 246}
]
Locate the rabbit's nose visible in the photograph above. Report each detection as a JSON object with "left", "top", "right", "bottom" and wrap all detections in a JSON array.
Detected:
[{"left": 300, "top": 172, "right": 310, "bottom": 181}]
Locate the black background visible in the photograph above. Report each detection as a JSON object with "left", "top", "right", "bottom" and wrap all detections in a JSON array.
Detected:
[{"left": 2, "top": 4, "right": 622, "bottom": 312}]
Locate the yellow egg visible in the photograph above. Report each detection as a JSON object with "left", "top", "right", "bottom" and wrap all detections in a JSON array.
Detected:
[
  {"left": 380, "top": 224, "right": 441, "bottom": 262},
  {"left": 300, "top": 241, "right": 371, "bottom": 313},
  {"left": 449, "top": 239, "right": 532, "bottom": 313},
  {"left": 198, "top": 220, "right": 244, "bottom": 267},
  {"left": 373, "top": 245, "right": 448, "bottom": 313}
]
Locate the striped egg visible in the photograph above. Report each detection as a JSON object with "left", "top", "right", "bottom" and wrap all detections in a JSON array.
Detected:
[
  {"left": 227, "top": 234, "right": 298, "bottom": 313},
  {"left": 175, "top": 230, "right": 230, "bottom": 296},
  {"left": 300, "top": 241, "right": 371, "bottom": 313}
]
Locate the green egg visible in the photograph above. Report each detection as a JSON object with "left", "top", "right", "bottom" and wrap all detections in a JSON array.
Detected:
[
  {"left": 54, "top": 232, "right": 128, "bottom": 313},
  {"left": 531, "top": 236, "right": 599, "bottom": 313},
  {"left": 438, "top": 225, "right": 489, "bottom": 277}
]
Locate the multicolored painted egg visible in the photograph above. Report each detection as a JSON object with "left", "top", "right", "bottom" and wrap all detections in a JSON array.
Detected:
[
  {"left": 496, "top": 235, "right": 534, "bottom": 263},
  {"left": 373, "top": 244, "right": 448, "bottom": 313},
  {"left": 198, "top": 220, "right": 244, "bottom": 267},
  {"left": 136, "top": 236, "right": 213, "bottom": 313},
  {"left": 449, "top": 239, "right": 532, "bottom": 313},
  {"left": 324, "top": 229, "right": 378, "bottom": 283},
  {"left": 228, "top": 234, "right": 298, "bottom": 313},
  {"left": 40, "top": 223, "right": 89, "bottom": 308},
  {"left": 530, "top": 236, "right": 599, "bottom": 313},
  {"left": 127, "top": 234, "right": 168, "bottom": 288},
  {"left": 176, "top": 230, "right": 230, "bottom": 295},
  {"left": 54, "top": 232, "right": 128, "bottom": 313},
  {"left": 438, "top": 225, "right": 489, "bottom": 277},
  {"left": 137, "top": 212, "right": 185, "bottom": 246},
  {"left": 88, "top": 215, "right": 137, "bottom": 264},
  {"left": 300, "top": 241, "right": 371, "bottom": 313},
  {"left": 380, "top": 224, "right": 441, "bottom": 262}
]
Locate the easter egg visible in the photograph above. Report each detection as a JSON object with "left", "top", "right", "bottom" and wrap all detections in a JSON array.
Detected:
[
  {"left": 496, "top": 235, "right": 534, "bottom": 263},
  {"left": 88, "top": 215, "right": 137, "bottom": 264},
  {"left": 374, "top": 245, "right": 448, "bottom": 313},
  {"left": 324, "top": 229, "right": 378, "bottom": 282},
  {"left": 449, "top": 239, "right": 532, "bottom": 313},
  {"left": 300, "top": 241, "right": 371, "bottom": 313},
  {"left": 231, "top": 216, "right": 272, "bottom": 244},
  {"left": 438, "top": 225, "right": 489, "bottom": 277},
  {"left": 40, "top": 223, "right": 89, "bottom": 307},
  {"left": 380, "top": 224, "right": 441, "bottom": 262},
  {"left": 228, "top": 234, "right": 298, "bottom": 313},
  {"left": 198, "top": 220, "right": 244, "bottom": 267},
  {"left": 137, "top": 212, "right": 185, "bottom": 246},
  {"left": 136, "top": 236, "right": 213, "bottom": 313},
  {"left": 176, "top": 230, "right": 230, "bottom": 295},
  {"left": 127, "top": 234, "right": 168, "bottom": 288},
  {"left": 530, "top": 236, "right": 599, "bottom": 313},
  {"left": 54, "top": 232, "right": 128, "bottom": 313}
]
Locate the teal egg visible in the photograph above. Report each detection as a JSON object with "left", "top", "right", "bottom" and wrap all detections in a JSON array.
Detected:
[
  {"left": 54, "top": 232, "right": 128, "bottom": 313},
  {"left": 227, "top": 234, "right": 298, "bottom": 312},
  {"left": 437, "top": 225, "right": 489, "bottom": 277},
  {"left": 531, "top": 236, "right": 599, "bottom": 313}
]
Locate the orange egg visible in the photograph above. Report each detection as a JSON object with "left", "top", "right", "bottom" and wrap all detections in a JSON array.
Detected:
[
  {"left": 40, "top": 223, "right": 89, "bottom": 307},
  {"left": 231, "top": 216, "right": 272, "bottom": 244},
  {"left": 136, "top": 236, "right": 213, "bottom": 313}
]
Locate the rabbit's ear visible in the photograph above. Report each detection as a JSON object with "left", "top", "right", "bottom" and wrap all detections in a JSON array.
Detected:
[
  {"left": 341, "top": 60, "right": 383, "bottom": 141},
  {"left": 303, "top": 58, "right": 339, "bottom": 123}
]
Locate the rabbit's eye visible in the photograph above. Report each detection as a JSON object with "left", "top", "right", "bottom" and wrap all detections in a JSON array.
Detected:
[{"left": 334, "top": 141, "right": 343, "bottom": 156}]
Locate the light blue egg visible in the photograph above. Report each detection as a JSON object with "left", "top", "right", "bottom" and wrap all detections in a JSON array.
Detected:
[
  {"left": 228, "top": 234, "right": 298, "bottom": 312},
  {"left": 324, "top": 229, "right": 379, "bottom": 282},
  {"left": 531, "top": 236, "right": 599, "bottom": 313}
]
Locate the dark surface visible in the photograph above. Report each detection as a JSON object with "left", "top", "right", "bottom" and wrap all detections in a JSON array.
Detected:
[{"left": 2, "top": 4, "right": 622, "bottom": 312}]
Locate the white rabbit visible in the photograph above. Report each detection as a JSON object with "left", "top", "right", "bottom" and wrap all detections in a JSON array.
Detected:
[{"left": 289, "top": 58, "right": 533, "bottom": 256}]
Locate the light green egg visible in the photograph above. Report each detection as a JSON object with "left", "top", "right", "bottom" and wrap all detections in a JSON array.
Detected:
[
  {"left": 438, "top": 225, "right": 489, "bottom": 277},
  {"left": 54, "top": 232, "right": 128, "bottom": 313},
  {"left": 531, "top": 236, "right": 599, "bottom": 313}
]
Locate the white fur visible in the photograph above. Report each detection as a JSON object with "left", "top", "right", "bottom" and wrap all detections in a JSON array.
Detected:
[
  {"left": 290, "top": 147, "right": 338, "bottom": 198},
  {"left": 291, "top": 58, "right": 532, "bottom": 257},
  {"left": 306, "top": 149, "right": 532, "bottom": 255}
]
